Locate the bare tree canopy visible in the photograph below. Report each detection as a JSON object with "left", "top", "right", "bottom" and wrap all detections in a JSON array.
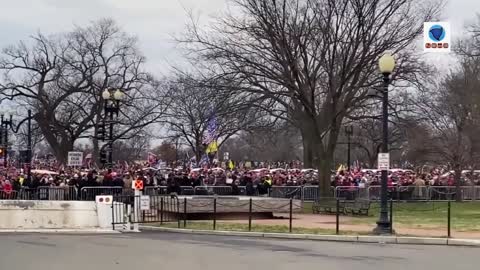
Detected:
[
  {"left": 180, "top": 0, "right": 443, "bottom": 195},
  {"left": 0, "top": 19, "right": 166, "bottom": 163},
  {"left": 163, "top": 73, "right": 270, "bottom": 161}
]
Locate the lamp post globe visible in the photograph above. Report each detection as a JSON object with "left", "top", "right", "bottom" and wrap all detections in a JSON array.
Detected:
[
  {"left": 378, "top": 53, "right": 395, "bottom": 75},
  {"left": 102, "top": 89, "right": 111, "bottom": 100},
  {"left": 113, "top": 89, "right": 124, "bottom": 101}
]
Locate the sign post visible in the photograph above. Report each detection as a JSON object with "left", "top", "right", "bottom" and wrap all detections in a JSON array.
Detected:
[
  {"left": 132, "top": 179, "right": 144, "bottom": 232},
  {"left": 377, "top": 153, "right": 390, "bottom": 171},
  {"left": 67, "top": 152, "right": 83, "bottom": 167}
]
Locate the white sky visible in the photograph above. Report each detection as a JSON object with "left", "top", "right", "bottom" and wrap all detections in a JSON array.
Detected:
[
  {"left": 0, "top": 0, "right": 228, "bottom": 75},
  {"left": 0, "top": 0, "right": 478, "bottom": 74},
  {"left": 0, "top": 0, "right": 479, "bottom": 148}
]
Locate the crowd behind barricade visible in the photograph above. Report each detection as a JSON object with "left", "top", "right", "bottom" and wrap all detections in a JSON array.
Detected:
[
  {"left": 1, "top": 161, "right": 480, "bottom": 200},
  {"left": 332, "top": 167, "right": 480, "bottom": 188}
]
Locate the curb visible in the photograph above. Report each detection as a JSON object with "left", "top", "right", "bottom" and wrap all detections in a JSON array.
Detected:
[
  {"left": 140, "top": 226, "right": 480, "bottom": 247},
  {"left": 0, "top": 229, "right": 120, "bottom": 234}
]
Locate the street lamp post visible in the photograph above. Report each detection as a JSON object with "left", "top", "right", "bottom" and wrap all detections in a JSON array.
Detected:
[
  {"left": 27, "top": 110, "right": 32, "bottom": 182},
  {"left": 101, "top": 89, "right": 124, "bottom": 168},
  {"left": 1, "top": 115, "right": 13, "bottom": 167},
  {"left": 345, "top": 126, "right": 353, "bottom": 171},
  {"left": 374, "top": 53, "right": 395, "bottom": 235},
  {"left": 0, "top": 110, "right": 33, "bottom": 179}
]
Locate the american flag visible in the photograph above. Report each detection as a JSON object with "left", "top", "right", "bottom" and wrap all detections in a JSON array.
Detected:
[{"left": 203, "top": 111, "right": 218, "bottom": 145}]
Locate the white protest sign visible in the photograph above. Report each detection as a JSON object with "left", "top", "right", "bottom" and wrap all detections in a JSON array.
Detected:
[
  {"left": 377, "top": 153, "right": 390, "bottom": 171},
  {"left": 67, "top": 152, "right": 83, "bottom": 167}
]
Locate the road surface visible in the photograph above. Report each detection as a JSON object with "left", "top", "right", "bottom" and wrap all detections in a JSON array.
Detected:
[{"left": 0, "top": 232, "right": 477, "bottom": 270}]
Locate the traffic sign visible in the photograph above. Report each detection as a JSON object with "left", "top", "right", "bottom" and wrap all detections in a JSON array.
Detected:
[
  {"left": 133, "top": 179, "right": 144, "bottom": 190},
  {"left": 377, "top": 153, "right": 390, "bottom": 170},
  {"left": 67, "top": 152, "right": 83, "bottom": 167},
  {"left": 140, "top": 195, "right": 150, "bottom": 210}
]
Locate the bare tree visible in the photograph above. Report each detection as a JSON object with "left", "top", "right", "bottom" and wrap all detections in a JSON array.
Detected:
[
  {"left": 163, "top": 73, "right": 269, "bottom": 161},
  {"left": 413, "top": 53, "right": 480, "bottom": 200},
  {"left": 180, "top": 0, "right": 442, "bottom": 196},
  {"left": 221, "top": 122, "right": 302, "bottom": 162},
  {"left": 15, "top": 122, "right": 44, "bottom": 154},
  {"left": 152, "top": 141, "right": 178, "bottom": 163},
  {"left": 0, "top": 19, "right": 166, "bottom": 163},
  {"left": 112, "top": 130, "right": 151, "bottom": 162}
]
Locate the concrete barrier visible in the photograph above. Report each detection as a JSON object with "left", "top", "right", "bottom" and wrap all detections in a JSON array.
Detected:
[
  {"left": 0, "top": 200, "right": 99, "bottom": 229},
  {"left": 177, "top": 196, "right": 302, "bottom": 214}
]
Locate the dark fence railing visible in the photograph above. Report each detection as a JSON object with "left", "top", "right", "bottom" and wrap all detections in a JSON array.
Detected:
[{"left": 112, "top": 195, "right": 180, "bottom": 229}]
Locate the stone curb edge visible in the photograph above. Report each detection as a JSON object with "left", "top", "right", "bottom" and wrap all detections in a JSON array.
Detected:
[
  {"left": 0, "top": 229, "right": 120, "bottom": 234},
  {"left": 140, "top": 226, "right": 480, "bottom": 247}
]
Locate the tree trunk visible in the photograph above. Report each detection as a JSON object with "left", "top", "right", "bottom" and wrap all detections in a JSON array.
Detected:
[
  {"left": 301, "top": 130, "right": 314, "bottom": 168},
  {"left": 368, "top": 155, "right": 377, "bottom": 170},
  {"left": 92, "top": 137, "right": 100, "bottom": 165},
  {"left": 299, "top": 117, "right": 337, "bottom": 199},
  {"left": 317, "top": 154, "right": 334, "bottom": 198},
  {"left": 454, "top": 163, "right": 462, "bottom": 202},
  {"left": 300, "top": 128, "right": 315, "bottom": 168}
]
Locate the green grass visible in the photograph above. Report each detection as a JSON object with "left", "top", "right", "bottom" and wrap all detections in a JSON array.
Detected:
[
  {"left": 152, "top": 221, "right": 369, "bottom": 235},
  {"left": 303, "top": 202, "right": 314, "bottom": 214},
  {"left": 345, "top": 202, "right": 480, "bottom": 231}
]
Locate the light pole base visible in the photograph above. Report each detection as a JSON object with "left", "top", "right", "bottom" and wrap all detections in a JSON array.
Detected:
[{"left": 373, "top": 221, "right": 394, "bottom": 235}]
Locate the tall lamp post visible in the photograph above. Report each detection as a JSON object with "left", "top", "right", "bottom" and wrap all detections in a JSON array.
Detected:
[
  {"left": 101, "top": 89, "right": 124, "bottom": 168},
  {"left": 1, "top": 115, "right": 13, "bottom": 168},
  {"left": 345, "top": 125, "right": 353, "bottom": 171},
  {"left": 1, "top": 110, "right": 33, "bottom": 180},
  {"left": 374, "top": 53, "right": 395, "bottom": 234}
]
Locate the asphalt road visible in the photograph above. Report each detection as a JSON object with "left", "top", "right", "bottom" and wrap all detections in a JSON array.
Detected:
[{"left": 0, "top": 232, "right": 477, "bottom": 270}]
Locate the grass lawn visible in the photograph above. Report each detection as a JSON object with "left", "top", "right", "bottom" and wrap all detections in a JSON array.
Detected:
[
  {"left": 150, "top": 221, "right": 368, "bottom": 235},
  {"left": 342, "top": 201, "right": 480, "bottom": 231}
]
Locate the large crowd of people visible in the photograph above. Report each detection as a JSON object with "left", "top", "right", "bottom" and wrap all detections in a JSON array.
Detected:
[{"left": 1, "top": 162, "right": 480, "bottom": 198}]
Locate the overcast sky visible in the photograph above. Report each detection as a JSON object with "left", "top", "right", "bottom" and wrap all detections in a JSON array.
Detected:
[{"left": 1, "top": 0, "right": 479, "bottom": 75}]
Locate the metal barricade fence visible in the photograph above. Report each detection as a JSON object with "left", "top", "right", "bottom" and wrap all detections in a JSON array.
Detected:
[
  {"left": 428, "top": 186, "right": 457, "bottom": 201},
  {"left": 0, "top": 190, "right": 18, "bottom": 200},
  {"left": 334, "top": 186, "right": 363, "bottom": 200},
  {"left": 460, "top": 186, "right": 476, "bottom": 201},
  {"left": 193, "top": 186, "right": 209, "bottom": 195},
  {"left": 302, "top": 186, "right": 318, "bottom": 201},
  {"left": 144, "top": 186, "right": 168, "bottom": 196},
  {"left": 211, "top": 186, "right": 233, "bottom": 195},
  {"left": 80, "top": 187, "right": 124, "bottom": 201},
  {"left": 36, "top": 186, "right": 78, "bottom": 201},
  {"left": 368, "top": 185, "right": 381, "bottom": 201},
  {"left": 17, "top": 188, "right": 38, "bottom": 200},
  {"left": 180, "top": 186, "right": 195, "bottom": 195},
  {"left": 5, "top": 185, "right": 480, "bottom": 202},
  {"left": 393, "top": 186, "right": 429, "bottom": 201},
  {"left": 475, "top": 186, "right": 480, "bottom": 201},
  {"left": 194, "top": 186, "right": 233, "bottom": 195},
  {"left": 269, "top": 186, "right": 302, "bottom": 200},
  {"left": 238, "top": 186, "right": 247, "bottom": 195}
]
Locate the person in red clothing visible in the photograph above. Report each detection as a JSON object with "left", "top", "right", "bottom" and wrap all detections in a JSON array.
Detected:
[{"left": 2, "top": 180, "right": 13, "bottom": 199}]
